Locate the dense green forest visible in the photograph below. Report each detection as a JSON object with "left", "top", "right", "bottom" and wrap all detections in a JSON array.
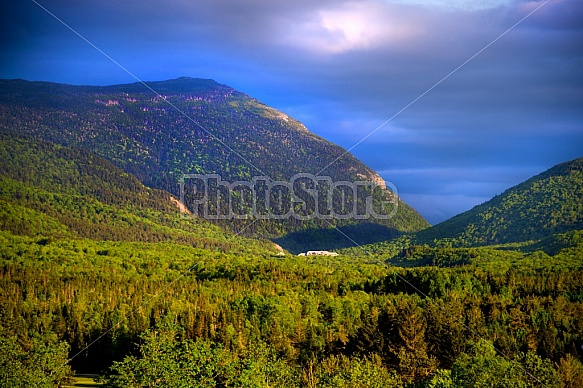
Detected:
[
  {"left": 0, "top": 78, "right": 429, "bottom": 251},
  {"left": 0, "top": 90, "right": 582, "bottom": 386},
  {"left": 1, "top": 230, "right": 583, "bottom": 386},
  {"left": 0, "top": 133, "right": 276, "bottom": 254},
  {"left": 415, "top": 157, "right": 583, "bottom": 247}
]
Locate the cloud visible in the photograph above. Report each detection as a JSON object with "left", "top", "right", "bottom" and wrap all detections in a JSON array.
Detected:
[
  {"left": 1, "top": 0, "right": 581, "bottom": 223},
  {"left": 400, "top": 193, "right": 492, "bottom": 225},
  {"left": 275, "top": 2, "right": 423, "bottom": 54},
  {"left": 378, "top": 165, "right": 542, "bottom": 224},
  {"left": 388, "top": 0, "right": 514, "bottom": 10}
]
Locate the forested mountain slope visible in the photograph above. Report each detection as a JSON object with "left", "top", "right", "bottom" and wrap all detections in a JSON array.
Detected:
[
  {"left": 0, "top": 78, "right": 428, "bottom": 249},
  {"left": 0, "top": 133, "right": 276, "bottom": 254},
  {"left": 416, "top": 157, "right": 583, "bottom": 247},
  {"left": 1, "top": 103, "right": 582, "bottom": 388}
]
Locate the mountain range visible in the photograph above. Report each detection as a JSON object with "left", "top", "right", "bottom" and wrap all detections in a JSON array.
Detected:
[
  {"left": 1, "top": 77, "right": 581, "bottom": 255},
  {"left": 2, "top": 78, "right": 583, "bottom": 385},
  {"left": 0, "top": 77, "right": 428, "bottom": 252},
  {"left": 338, "top": 156, "right": 583, "bottom": 263}
]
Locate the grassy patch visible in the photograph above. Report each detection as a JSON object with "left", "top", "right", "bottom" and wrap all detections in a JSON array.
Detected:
[{"left": 64, "top": 374, "right": 102, "bottom": 387}]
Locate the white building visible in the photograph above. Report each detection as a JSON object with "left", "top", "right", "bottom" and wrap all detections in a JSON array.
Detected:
[{"left": 298, "top": 250, "right": 338, "bottom": 257}]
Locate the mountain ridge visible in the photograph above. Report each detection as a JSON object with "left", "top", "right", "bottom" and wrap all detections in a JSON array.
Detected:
[
  {"left": 0, "top": 132, "right": 277, "bottom": 254},
  {"left": 336, "top": 157, "right": 583, "bottom": 259},
  {"left": 0, "top": 77, "right": 429, "bottom": 250},
  {"left": 415, "top": 157, "right": 583, "bottom": 247}
]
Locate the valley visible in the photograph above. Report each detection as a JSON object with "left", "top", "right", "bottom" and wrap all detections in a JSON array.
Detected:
[{"left": 0, "top": 78, "right": 582, "bottom": 387}]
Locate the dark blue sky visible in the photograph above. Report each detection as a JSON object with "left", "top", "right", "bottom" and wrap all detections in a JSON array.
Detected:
[{"left": 2, "top": 0, "right": 582, "bottom": 224}]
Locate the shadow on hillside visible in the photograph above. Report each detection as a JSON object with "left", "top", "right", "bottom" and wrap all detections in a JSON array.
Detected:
[{"left": 273, "top": 223, "right": 401, "bottom": 255}]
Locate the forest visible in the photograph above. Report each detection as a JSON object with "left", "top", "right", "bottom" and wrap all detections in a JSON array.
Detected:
[
  {"left": 0, "top": 78, "right": 429, "bottom": 252},
  {"left": 1, "top": 230, "right": 583, "bottom": 387},
  {"left": 0, "top": 83, "right": 582, "bottom": 386}
]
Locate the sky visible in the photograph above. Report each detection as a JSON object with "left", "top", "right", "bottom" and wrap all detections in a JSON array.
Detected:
[{"left": 1, "top": 0, "right": 582, "bottom": 224}]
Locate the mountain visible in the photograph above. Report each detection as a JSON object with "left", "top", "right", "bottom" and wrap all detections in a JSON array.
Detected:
[
  {"left": 2, "top": 98, "right": 582, "bottom": 386},
  {"left": 0, "top": 78, "right": 428, "bottom": 250},
  {"left": 0, "top": 132, "right": 277, "bottom": 255},
  {"left": 416, "top": 157, "right": 583, "bottom": 247}
]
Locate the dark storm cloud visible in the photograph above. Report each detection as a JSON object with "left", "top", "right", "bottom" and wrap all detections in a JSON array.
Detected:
[{"left": 1, "top": 0, "right": 581, "bottom": 223}]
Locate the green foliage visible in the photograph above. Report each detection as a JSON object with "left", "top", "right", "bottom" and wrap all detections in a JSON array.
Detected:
[
  {"left": 0, "top": 118, "right": 582, "bottom": 386},
  {"left": 557, "top": 354, "right": 583, "bottom": 388},
  {"left": 0, "top": 134, "right": 277, "bottom": 254},
  {"left": 338, "top": 235, "right": 413, "bottom": 258},
  {"left": 0, "top": 78, "right": 429, "bottom": 251},
  {"left": 421, "top": 369, "right": 454, "bottom": 388},
  {"left": 316, "top": 354, "right": 402, "bottom": 388},
  {"left": 101, "top": 323, "right": 404, "bottom": 388},
  {"left": 0, "top": 325, "right": 73, "bottom": 387},
  {"left": 389, "top": 245, "right": 477, "bottom": 267},
  {"left": 0, "top": 199, "right": 69, "bottom": 237},
  {"left": 450, "top": 339, "right": 560, "bottom": 387},
  {"left": 523, "top": 229, "right": 583, "bottom": 255},
  {"left": 0, "top": 229, "right": 582, "bottom": 384},
  {"left": 416, "top": 157, "right": 583, "bottom": 247},
  {"left": 100, "top": 323, "right": 299, "bottom": 387}
]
